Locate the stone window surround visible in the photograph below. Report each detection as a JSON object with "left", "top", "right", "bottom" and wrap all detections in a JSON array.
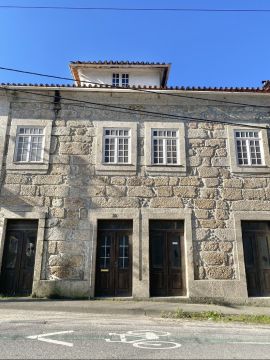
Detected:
[
  {"left": 0, "top": 210, "right": 46, "bottom": 296},
  {"left": 227, "top": 124, "right": 270, "bottom": 174},
  {"left": 144, "top": 121, "right": 187, "bottom": 175},
  {"left": 6, "top": 118, "right": 53, "bottom": 174},
  {"left": 95, "top": 121, "right": 137, "bottom": 175},
  {"left": 233, "top": 211, "right": 270, "bottom": 299},
  {"left": 89, "top": 208, "right": 193, "bottom": 299}
]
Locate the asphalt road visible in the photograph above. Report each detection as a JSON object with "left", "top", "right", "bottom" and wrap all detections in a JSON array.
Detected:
[{"left": 0, "top": 308, "right": 270, "bottom": 359}]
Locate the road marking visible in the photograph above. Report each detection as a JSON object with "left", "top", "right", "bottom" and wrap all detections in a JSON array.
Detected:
[
  {"left": 105, "top": 330, "right": 181, "bottom": 350},
  {"left": 27, "top": 330, "right": 74, "bottom": 347}
]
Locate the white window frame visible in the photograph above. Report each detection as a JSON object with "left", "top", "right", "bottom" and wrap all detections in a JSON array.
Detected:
[
  {"left": 103, "top": 128, "right": 131, "bottom": 164},
  {"left": 14, "top": 126, "right": 45, "bottom": 163},
  {"left": 6, "top": 119, "right": 53, "bottom": 173},
  {"left": 227, "top": 125, "right": 270, "bottom": 174},
  {"left": 234, "top": 130, "right": 264, "bottom": 166},
  {"left": 145, "top": 122, "right": 186, "bottom": 175},
  {"left": 112, "top": 73, "right": 129, "bottom": 87},
  {"left": 95, "top": 121, "right": 137, "bottom": 175},
  {"left": 151, "top": 128, "right": 179, "bottom": 165}
]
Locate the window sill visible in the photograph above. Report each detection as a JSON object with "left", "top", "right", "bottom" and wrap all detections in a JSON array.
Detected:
[
  {"left": 145, "top": 164, "right": 186, "bottom": 176},
  {"left": 231, "top": 165, "right": 270, "bottom": 175},
  {"left": 6, "top": 162, "right": 49, "bottom": 174},
  {"left": 95, "top": 164, "right": 137, "bottom": 175}
]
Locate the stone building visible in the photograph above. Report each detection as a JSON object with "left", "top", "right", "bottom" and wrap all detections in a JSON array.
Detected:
[{"left": 0, "top": 61, "right": 270, "bottom": 303}]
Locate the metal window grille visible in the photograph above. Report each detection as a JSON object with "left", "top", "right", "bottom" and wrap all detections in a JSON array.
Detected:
[
  {"left": 103, "top": 128, "right": 130, "bottom": 164},
  {"left": 112, "top": 73, "right": 120, "bottom": 86},
  {"left": 15, "top": 127, "right": 44, "bottom": 162},
  {"left": 235, "top": 131, "right": 263, "bottom": 165},
  {"left": 152, "top": 129, "right": 178, "bottom": 165}
]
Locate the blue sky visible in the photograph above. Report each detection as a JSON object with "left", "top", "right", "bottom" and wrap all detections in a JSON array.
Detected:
[{"left": 0, "top": 0, "right": 270, "bottom": 88}]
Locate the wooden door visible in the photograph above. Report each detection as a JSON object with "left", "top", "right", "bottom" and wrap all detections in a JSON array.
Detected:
[
  {"left": 242, "top": 222, "right": 270, "bottom": 297},
  {"left": 95, "top": 221, "right": 132, "bottom": 297},
  {"left": 150, "top": 220, "right": 185, "bottom": 297},
  {"left": 0, "top": 220, "right": 38, "bottom": 296}
]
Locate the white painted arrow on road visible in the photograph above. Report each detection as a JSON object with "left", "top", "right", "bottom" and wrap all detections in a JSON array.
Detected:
[{"left": 27, "top": 331, "right": 74, "bottom": 347}]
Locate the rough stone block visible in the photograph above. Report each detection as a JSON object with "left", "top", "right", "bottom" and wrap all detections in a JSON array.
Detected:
[
  {"left": 189, "top": 139, "right": 205, "bottom": 147},
  {"left": 50, "top": 165, "right": 71, "bottom": 175},
  {"left": 215, "top": 148, "right": 227, "bottom": 157},
  {"left": 52, "top": 198, "right": 64, "bottom": 207},
  {"left": 156, "top": 186, "right": 173, "bottom": 197},
  {"left": 243, "top": 178, "right": 267, "bottom": 189},
  {"left": 205, "top": 139, "right": 225, "bottom": 147},
  {"left": 188, "top": 129, "right": 209, "bottom": 139},
  {"left": 179, "top": 177, "right": 201, "bottom": 186},
  {"left": 219, "top": 242, "right": 233, "bottom": 252},
  {"left": 150, "top": 197, "right": 183, "bottom": 208},
  {"left": 202, "top": 241, "right": 219, "bottom": 251},
  {"left": 243, "top": 189, "right": 265, "bottom": 200},
  {"left": 106, "top": 185, "right": 126, "bottom": 197},
  {"left": 224, "top": 179, "right": 242, "bottom": 188},
  {"left": 126, "top": 177, "right": 142, "bottom": 186},
  {"left": 200, "top": 219, "right": 225, "bottom": 229},
  {"left": 200, "top": 188, "right": 217, "bottom": 199},
  {"left": 92, "top": 197, "right": 140, "bottom": 208},
  {"left": 189, "top": 156, "right": 202, "bottom": 167},
  {"left": 20, "top": 185, "right": 36, "bottom": 196},
  {"left": 198, "top": 167, "right": 219, "bottom": 178},
  {"left": 33, "top": 175, "right": 63, "bottom": 185},
  {"left": 215, "top": 209, "right": 229, "bottom": 220},
  {"left": 211, "top": 157, "right": 229, "bottom": 167},
  {"left": 111, "top": 177, "right": 126, "bottom": 185},
  {"left": 204, "top": 178, "right": 219, "bottom": 188},
  {"left": 154, "top": 177, "right": 169, "bottom": 186},
  {"left": 40, "top": 185, "right": 69, "bottom": 197},
  {"left": 195, "top": 210, "right": 209, "bottom": 219},
  {"left": 206, "top": 266, "right": 233, "bottom": 279},
  {"left": 52, "top": 127, "right": 71, "bottom": 136},
  {"left": 169, "top": 177, "right": 179, "bottom": 186},
  {"left": 5, "top": 174, "right": 30, "bottom": 185},
  {"left": 194, "top": 199, "right": 215, "bottom": 209},
  {"left": 197, "top": 148, "right": 215, "bottom": 157},
  {"left": 195, "top": 228, "right": 211, "bottom": 241},
  {"left": 213, "top": 130, "right": 227, "bottom": 138},
  {"left": 202, "top": 251, "right": 225, "bottom": 265},
  {"left": 174, "top": 186, "right": 197, "bottom": 198},
  {"left": 59, "top": 142, "right": 90, "bottom": 155},
  {"left": 50, "top": 208, "right": 65, "bottom": 219},
  {"left": 128, "top": 186, "right": 153, "bottom": 197},
  {"left": 223, "top": 188, "right": 242, "bottom": 201}
]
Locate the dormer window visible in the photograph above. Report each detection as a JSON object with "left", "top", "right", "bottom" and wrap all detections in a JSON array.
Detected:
[{"left": 112, "top": 73, "right": 129, "bottom": 87}]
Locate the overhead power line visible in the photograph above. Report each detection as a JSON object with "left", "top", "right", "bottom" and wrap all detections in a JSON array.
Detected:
[
  {"left": 1, "top": 6, "right": 270, "bottom": 12},
  {"left": 0, "top": 66, "right": 269, "bottom": 109},
  {"left": 0, "top": 86, "right": 268, "bottom": 130}
]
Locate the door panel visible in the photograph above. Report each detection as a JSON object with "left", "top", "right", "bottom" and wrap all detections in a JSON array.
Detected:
[
  {"left": 242, "top": 222, "right": 270, "bottom": 297},
  {"left": 95, "top": 223, "right": 132, "bottom": 297},
  {"left": 0, "top": 221, "right": 38, "bottom": 296},
  {"left": 150, "top": 221, "right": 185, "bottom": 297}
]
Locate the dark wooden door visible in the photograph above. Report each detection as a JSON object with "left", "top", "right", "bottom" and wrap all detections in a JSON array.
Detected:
[
  {"left": 242, "top": 222, "right": 270, "bottom": 297},
  {"left": 95, "top": 221, "right": 132, "bottom": 297},
  {"left": 150, "top": 220, "right": 185, "bottom": 297},
  {"left": 0, "top": 220, "right": 38, "bottom": 296}
]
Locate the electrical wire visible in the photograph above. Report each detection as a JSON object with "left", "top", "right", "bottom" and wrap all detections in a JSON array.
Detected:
[
  {"left": 1, "top": 86, "right": 268, "bottom": 130},
  {"left": 1, "top": 6, "right": 270, "bottom": 12},
  {"left": 0, "top": 66, "right": 269, "bottom": 109}
]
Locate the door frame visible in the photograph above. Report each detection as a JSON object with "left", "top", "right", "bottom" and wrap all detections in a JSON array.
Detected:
[
  {"left": 89, "top": 209, "right": 139, "bottom": 298},
  {"left": 234, "top": 211, "right": 270, "bottom": 298},
  {"left": 95, "top": 223, "right": 133, "bottom": 297},
  {"left": 141, "top": 208, "right": 193, "bottom": 298},
  {"left": 0, "top": 210, "right": 46, "bottom": 296}
]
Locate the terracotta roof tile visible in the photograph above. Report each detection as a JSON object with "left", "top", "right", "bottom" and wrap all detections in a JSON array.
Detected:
[{"left": 1, "top": 83, "right": 269, "bottom": 92}]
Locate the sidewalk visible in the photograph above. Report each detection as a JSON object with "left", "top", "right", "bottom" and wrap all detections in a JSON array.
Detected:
[{"left": 0, "top": 297, "right": 270, "bottom": 317}]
